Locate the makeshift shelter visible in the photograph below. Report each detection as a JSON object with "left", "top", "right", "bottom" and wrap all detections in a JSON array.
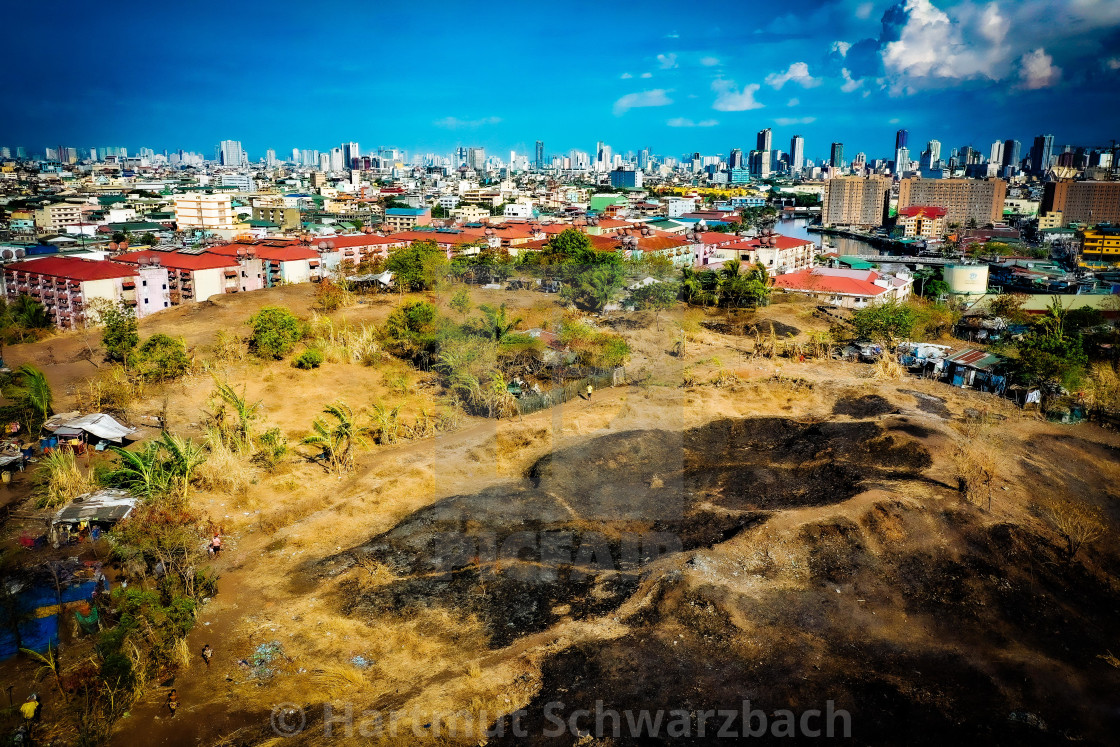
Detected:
[
  {"left": 46, "top": 413, "right": 137, "bottom": 450},
  {"left": 50, "top": 488, "right": 137, "bottom": 546},
  {"left": 943, "top": 348, "right": 1006, "bottom": 393}
]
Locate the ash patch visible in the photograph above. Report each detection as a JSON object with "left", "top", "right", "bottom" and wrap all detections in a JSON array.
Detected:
[
  {"left": 833, "top": 394, "right": 896, "bottom": 418},
  {"left": 901, "top": 389, "right": 952, "bottom": 419},
  {"left": 327, "top": 418, "right": 930, "bottom": 648}
]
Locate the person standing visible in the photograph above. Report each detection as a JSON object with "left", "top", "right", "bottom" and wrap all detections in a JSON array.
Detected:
[
  {"left": 586, "top": 384, "right": 593, "bottom": 401},
  {"left": 201, "top": 644, "right": 213, "bottom": 669},
  {"left": 167, "top": 689, "right": 179, "bottom": 716}
]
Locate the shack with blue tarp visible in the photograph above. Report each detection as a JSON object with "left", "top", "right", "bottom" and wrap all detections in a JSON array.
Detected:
[{"left": 943, "top": 348, "right": 1007, "bottom": 393}]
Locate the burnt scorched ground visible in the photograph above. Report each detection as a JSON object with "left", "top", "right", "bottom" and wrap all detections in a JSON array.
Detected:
[
  {"left": 318, "top": 418, "right": 931, "bottom": 648},
  {"left": 491, "top": 503, "right": 1120, "bottom": 746}
]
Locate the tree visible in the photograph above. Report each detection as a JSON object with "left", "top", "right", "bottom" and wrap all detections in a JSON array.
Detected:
[
  {"left": 850, "top": 300, "right": 918, "bottom": 348},
  {"left": 157, "top": 432, "right": 208, "bottom": 500},
  {"left": 381, "top": 300, "right": 439, "bottom": 359},
  {"left": 1039, "top": 497, "right": 1106, "bottom": 562},
  {"left": 1014, "top": 331, "right": 1086, "bottom": 389},
  {"left": 477, "top": 303, "right": 522, "bottom": 342},
  {"left": 130, "top": 334, "right": 190, "bottom": 382},
  {"left": 141, "top": 232, "right": 157, "bottom": 246},
  {"left": 302, "top": 402, "right": 365, "bottom": 475},
  {"left": 246, "top": 306, "right": 305, "bottom": 359},
  {"left": 19, "top": 364, "right": 53, "bottom": 423},
  {"left": 561, "top": 264, "right": 626, "bottom": 312},
  {"left": 208, "top": 379, "right": 261, "bottom": 451},
  {"left": 431, "top": 204, "right": 449, "bottom": 219},
  {"left": 386, "top": 240, "right": 448, "bottom": 291},
  {"left": 630, "top": 281, "right": 679, "bottom": 329},
  {"left": 987, "top": 293, "right": 1030, "bottom": 325},
  {"left": 450, "top": 287, "right": 472, "bottom": 316},
  {"left": 92, "top": 299, "right": 139, "bottom": 364}
]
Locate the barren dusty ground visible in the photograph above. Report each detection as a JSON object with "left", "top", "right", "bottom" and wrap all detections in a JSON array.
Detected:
[{"left": 2, "top": 287, "right": 1119, "bottom": 746}]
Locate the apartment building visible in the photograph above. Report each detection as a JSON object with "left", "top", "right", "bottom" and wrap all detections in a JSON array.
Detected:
[
  {"left": 1079, "top": 226, "right": 1120, "bottom": 263},
  {"left": 1041, "top": 181, "right": 1120, "bottom": 227},
  {"left": 172, "top": 193, "right": 240, "bottom": 234},
  {"left": 773, "top": 266, "right": 913, "bottom": 309},
  {"left": 252, "top": 205, "right": 301, "bottom": 231},
  {"left": 383, "top": 207, "right": 432, "bottom": 231},
  {"left": 34, "top": 202, "right": 84, "bottom": 234},
  {"left": 895, "top": 206, "right": 948, "bottom": 238},
  {"left": 115, "top": 250, "right": 241, "bottom": 303},
  {"left": 3, "top": 256, "right": 168, "bottom": 329},
  {"left": 717, "top": 234, "right": 817, "bottom": 274},
  {"left": 896, "top": 178, "right": 1006, "bottom": 227},
  {"left": 821, "top": 176, "right": 891, "bottom": 228}
]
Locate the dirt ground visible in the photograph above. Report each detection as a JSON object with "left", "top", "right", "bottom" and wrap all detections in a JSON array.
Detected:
[{"left": 2, "top": 287, "right": 1119, "bottom": 746}]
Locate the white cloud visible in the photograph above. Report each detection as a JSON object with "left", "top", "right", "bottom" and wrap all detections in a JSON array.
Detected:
[
  {"left": 613, "top": 89, "right": 673, "bottom": 116},
  {"left": 1108, "top": 57, "right": 1120, "bottom": 70},
  {"left": 641, "top": 72, "right": 653, "bottom": 78},
  {"left": 620, "top": 72, "right": 633, "bottom": 79},
  {"left": 855, "top": 2, "right": 874, "bottom": 19},
  {"left": 433, "top": 116, "right": 501, "bottom": 129},
  {"left": 657, "top": 53, "right": 678, "bottom": 69},
  {"left": 765, "top": 61, "right": 821, "bottom": 89},
  {"left": 831, "top": 41, "right": 850, "bottom": 57},
  {"left": 787, "top": 97, "right": 800, "bottom": 107},
  {"left": 668, "top": 118, "right": 718, "bottom": 127},
  {"left": 775, "top": 116, "right": 817, "bottom": 126},
  {"left": 840, "top": 68, "right": 862, "bottom": 92},
  {"left": 700, "top": 56, "right": 720, "bottom": 66},
  {"left": 711, "top": 79, "right": 764, "bottom": 111},
  {"left": 665, "top": 31, "right": 680, "bottom": 39},
  {"left": 1018, "top": 47, "right": 1061, "bottom": 89}
]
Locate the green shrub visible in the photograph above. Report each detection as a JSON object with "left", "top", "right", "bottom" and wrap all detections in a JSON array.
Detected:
[
  {"left": 293, "top": 349, "right": 324, "bottom": 369},
  {"left": 247, "top": 306, "right": 306, "bottom": 359},
  {"left": 130, "top": 333, "right": 190, "bottom": 382}
]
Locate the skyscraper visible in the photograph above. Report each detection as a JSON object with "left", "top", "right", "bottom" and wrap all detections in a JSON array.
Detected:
[
  {"left": 1029, "top": 134, "right": 1055, "bottom": 175},
  {"left": 330, "top": 147, "right": 344, "bottom": 172},
  {"left": 926, "top": 140, "right": 941, "bottom": 164},
  {"left": 894, "top": 147, "right": 910, "bottom": 175},
  {"left": 895, "top": 129, "right": 909, "bottom": 150},
  {"left": 790, "top": 136, "right": 805, "bottom": 172},
  {"left": 535, "top": 140, "right": 544, "bottom": 169},
  {"left": 728, "top": 148, "right": 744, "bottom": 170},
  {"left": 218, "top": 140, "right": 243, "bottom": 167},
  {"left": 989, "top": 141, "right": 1004, "bottom": 166},
  {"left": 468, "top": 147, "right": 486, "bottom": 171},
  {"left": 342, "top": 142, "right": 360, "bottom": 169},
  {"left": 756, "top": 128, "right": 772, "bottom": 153},
  {"left": 1002, "top": 139, "right": 1021, "bottom": 171},
  {"left": 830, "top": 142, "right": 844, "bottom": 169},
  {"left": 265, "top": 149, "right": 277, "bottom": 167}
]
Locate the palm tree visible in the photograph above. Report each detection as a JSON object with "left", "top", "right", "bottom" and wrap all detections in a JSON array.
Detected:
[
  {"left": 368, "top": 400, "right": 403, "bottom": 444},
  {"left": 158, "top": 432, "right": 208, "bottom": 499},
  {"left": 107, "top": 442, "right": 169, "bottom": 498},
  {"left": 303, "top": 402, "right": 365, "bottom": 475},
  {"left": 478, "top": 303, "right": 522, "bottom": 342},
  {"left": 15, "top": 364, "right": 53, "bottom": 428},
  {"left": 20, "top": 643, "right": 67, "bottom": 702},
  {"left": 210, "top": 379, "right": 261, "bottom": 451}
]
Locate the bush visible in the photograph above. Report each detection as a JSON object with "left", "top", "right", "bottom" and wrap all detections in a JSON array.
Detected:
[
  {"left": 247, "top": 306, "right": 306, "bottom": 359},
  {"left": 293, "top": 349, "right": 324, "bottom": 369},
  {"left": 130, "top": 334, "right": 190, "bottom": 382},
  {"left": 92, "top": 300, "right": 139, "bottom": 364}
]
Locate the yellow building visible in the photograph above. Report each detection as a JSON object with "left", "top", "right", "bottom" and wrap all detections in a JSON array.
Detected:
[
  {"left": 1038, "top": 211, "right": 1063, "bottom": 230},
  {"left": 172, "top": 193, "right": 240, "bottom": 234},
  {"left": 1080, "top": 227, "right": 1120, "bottom": 263}
]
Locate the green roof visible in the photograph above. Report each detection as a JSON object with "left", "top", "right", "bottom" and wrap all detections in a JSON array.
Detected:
[
  {"left": 108, "top": 221, "right": 163, "bottom": 231},
  {"left": 244, "top": 219, "right": 278, "bottom": 227},
  {"left": 836, "top": 256, "right": 875, "bottom": 269}
]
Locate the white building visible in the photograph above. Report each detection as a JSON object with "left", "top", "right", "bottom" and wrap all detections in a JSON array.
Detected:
[{"left": 172, "top": 193, "right": 240, "bottom": 236}]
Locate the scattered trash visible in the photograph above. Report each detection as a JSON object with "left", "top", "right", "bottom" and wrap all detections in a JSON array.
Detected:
[{"left": 351, "top": 655, "right": 371, "bottom": 669}]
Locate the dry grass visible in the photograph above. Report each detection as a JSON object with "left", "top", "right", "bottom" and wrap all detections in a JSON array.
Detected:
[
  {"left": 872, "top": 355, "right": 904, "bottom": 381},
  {"left": 33, "top": 449, "right": 96, "bottom": 508}
]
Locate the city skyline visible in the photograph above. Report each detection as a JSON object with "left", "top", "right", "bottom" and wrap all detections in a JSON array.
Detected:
[{"left": 3, "top": 0, "right": 1119, "bottom": 160}]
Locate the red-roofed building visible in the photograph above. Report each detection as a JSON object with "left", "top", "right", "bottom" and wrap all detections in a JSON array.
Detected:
[
  {"left": 896, "top": 206, "right": 948, "bottom": 238},
  {"left": 206, "top": 242, "right": 322, "bottom": 288},
  {"left": 694, "top": 231, "right": 742, "bottom": 268},
  {"left": 718, "top": 234, "right": 816, "bottom": 274},
  {"left": 115, "top": 250, "right": 241, "bottom": 303},
  {"left": 772, "top": 266, "right": 912, "bottom": 309},
  {"left": 3, "top": 256, "right": 170, "bottom": 328}
]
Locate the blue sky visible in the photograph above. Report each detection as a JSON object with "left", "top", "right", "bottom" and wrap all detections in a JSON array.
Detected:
[{"left": 2, "top": 0, "right": 1119, "bottom": 162}]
